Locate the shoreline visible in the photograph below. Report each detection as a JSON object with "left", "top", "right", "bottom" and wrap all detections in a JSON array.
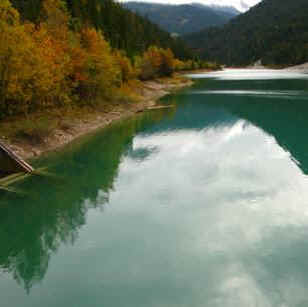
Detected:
[
  {"left": 243, "top": 62, "right": 308, "bottom": 72},
  {"left": 0, "top": 75, "right": 193, "bottom": 161},
  {"left": 283, "top": 62, "right": 308, "bottom": 73}
]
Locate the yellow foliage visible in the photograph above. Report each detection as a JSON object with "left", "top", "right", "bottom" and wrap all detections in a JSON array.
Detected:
[
  {"left": 173, "top": 59, "right": 185, "bottom": 71},
  {"left": 79, "top": 28, "right": 121, "bottom": 102},
  {"left": 0, "top": 0, "right": 194, "bottom": 118},
  {"left": 40, "top": 0, "right": 69, "bottom": 41},
  {"left": 162, "top": 48, "right": 175, "bottom": 69},
  {"left": 139, "top": 46, "right": 175, "bottom": 80},
  {"left": 32, "top": 0, "right": 72, "bottom": 106},
  {"left": 31, "top": 23, "right": 72, "bottom": 105},
  {"left": 0, "top": 1, "right": 40, "bottom": 113},
  {"left": 113, "top": 50, "right": 138, "bottom": 83},
  {"left": 116, "top": 79, "right": 142, "bottom": 104},
  {"left": 0, "top": 0, "right": 19, "bottom": 25}
]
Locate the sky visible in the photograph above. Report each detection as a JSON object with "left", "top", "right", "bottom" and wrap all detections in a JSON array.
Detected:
[{"left": 121, "top": 0, "right": 262, "bottom": 12}]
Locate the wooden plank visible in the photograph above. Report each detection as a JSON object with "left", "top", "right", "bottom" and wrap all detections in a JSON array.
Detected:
[
  {"left": 0, "top": 142, "right": 34, "bottom": 173},
  {"left": 146, "top": 105, "right": 174, "bottom": 110}
]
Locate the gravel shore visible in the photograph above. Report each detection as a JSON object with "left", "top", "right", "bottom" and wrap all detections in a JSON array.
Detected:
[{"left": 283, "top": 62, "right": 308, "bottom": 73}]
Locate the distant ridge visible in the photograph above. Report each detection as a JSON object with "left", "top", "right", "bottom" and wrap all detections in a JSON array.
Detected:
[
  {"left": 124, "top": 2, "right": 239, "bottom": 35},
  {"left": 207, "top": 4, "right": 240, "bottom": 16}
]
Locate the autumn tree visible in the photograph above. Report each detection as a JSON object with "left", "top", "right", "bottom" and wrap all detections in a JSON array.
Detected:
[
  {"left": 159, "top": 48, "right": 175, "bottom": 77},
  {"left": 138, "top": 46, "right": 175, "bottom": 80},
  {"left": 0, "top": 0, "right": 41, "bottom": 115},
  {"left": 0, "top": 0, "right": 196, "bottom": 119},
  {"left": 113, "top": 50, "right": 138, "bottom": 83},
  {"left": 33, "top": 0, "right": 72, "bottom": 106},
  {"left": 78, "top": 28, "right": 120, "bottom": 103}
]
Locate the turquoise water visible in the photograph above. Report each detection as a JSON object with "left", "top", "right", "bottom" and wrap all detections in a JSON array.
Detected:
[{"left": 2, "top": 69, "right": 308, "bottom": 306}]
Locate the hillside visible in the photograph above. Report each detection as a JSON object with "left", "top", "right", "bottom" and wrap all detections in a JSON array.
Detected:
[
  {"left": 124, "top": 2, "right": 239, "bottom": 35},
  {"left": 2, "top": 0, "right": 214, "bottom": 124},
  {"left": 184, "top": 0, "right": 308, "bottom": 66},
  {"left": 11, "top": 0, "right": 193, "bottom": 59}
]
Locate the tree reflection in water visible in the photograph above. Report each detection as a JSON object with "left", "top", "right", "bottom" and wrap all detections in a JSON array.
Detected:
[{"left": 0, "top": 108, "right": 173, "bottom": 292}]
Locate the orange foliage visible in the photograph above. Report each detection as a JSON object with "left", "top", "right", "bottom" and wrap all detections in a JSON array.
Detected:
[
  {"left": 138, "top": 46, "right": 175, "bottom": 80},
  {"left": 40, "top": 0, "right": 69, "bottom": 41},
  {"left": 0, "top": 0, "right": 188, "bottom": 118},
  {"left": 113, "top": 50, "right": 138, "bottom": 83},
  {"left": 77, "top": 28, "right": 120, "bottom": 102}
]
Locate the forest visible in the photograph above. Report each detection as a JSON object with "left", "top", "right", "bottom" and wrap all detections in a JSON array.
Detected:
[
  {"left": 0, "top": 0, "right": 216, "bottom": 120},
  {"left": 11, "top": 0, "right": 194, "bottom": 59},
  {"left": 184, "top": 0, "right": 308, "bottom": 67}
]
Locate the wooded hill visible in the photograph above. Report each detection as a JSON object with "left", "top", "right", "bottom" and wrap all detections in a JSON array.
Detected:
[
  {"left": 11, "top": 0, "right": 193, "bottom": 59},
  {"left": 124, "top": 2, "right": 239, "bottom": 35},
  {"left": 184, "top": 0, "right": 308, "bottom": 66},
  {"left": 1, "top": 0, "right": 218, "bottom": 121}
]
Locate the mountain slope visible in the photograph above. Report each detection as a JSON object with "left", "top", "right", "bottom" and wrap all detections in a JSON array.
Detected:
[
  {"left": 184, "top": 0, "right": 308, "bottom": 66},
  {"left": 124, "top": 2, "right": 239, "bottom": 35},
  {"left": 11, "top": 0, "right": 193, "bottom": 59},
  {"left": 207, "top": 4, "right": 240, "bottom": 16}
]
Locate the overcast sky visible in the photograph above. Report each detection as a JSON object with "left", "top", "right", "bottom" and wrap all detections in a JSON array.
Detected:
[{"left": 121, "top": 0, "right": 262, "bottom": 12}]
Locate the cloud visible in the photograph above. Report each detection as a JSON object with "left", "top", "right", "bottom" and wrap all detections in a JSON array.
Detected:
[
  {"left": 82, "top": 120, "right": 308, "bottom": 306},
  {"left": 120, "top": 0, "right": 262, "bottom": 12}
]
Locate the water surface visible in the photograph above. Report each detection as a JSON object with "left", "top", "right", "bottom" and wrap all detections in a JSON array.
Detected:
[{"left": 2, "top": 69, "right": 308, "bottom": 306}]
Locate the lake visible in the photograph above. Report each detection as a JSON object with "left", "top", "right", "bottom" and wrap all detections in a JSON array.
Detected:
[{"left": 1, "top": 69, "right": 308, "bottom": 306}]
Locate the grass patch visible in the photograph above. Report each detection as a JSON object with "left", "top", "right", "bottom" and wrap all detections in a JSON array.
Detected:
[{"left": 14, "top": 118, "right": 58, "bottom": 145}]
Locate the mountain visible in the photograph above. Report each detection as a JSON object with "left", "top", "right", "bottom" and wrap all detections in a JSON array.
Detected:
[
  {"left": 124, "top": 2, "right": 239, "bottom": 35},
  {"left": 184, "top": 0, "right": 308, "bottom": 66},
  {"left": 11, "top": 0, "right": 193, "bottom": 59},
  {"left": 208, "top": 4, "right": 240, "bottom": 16}
]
